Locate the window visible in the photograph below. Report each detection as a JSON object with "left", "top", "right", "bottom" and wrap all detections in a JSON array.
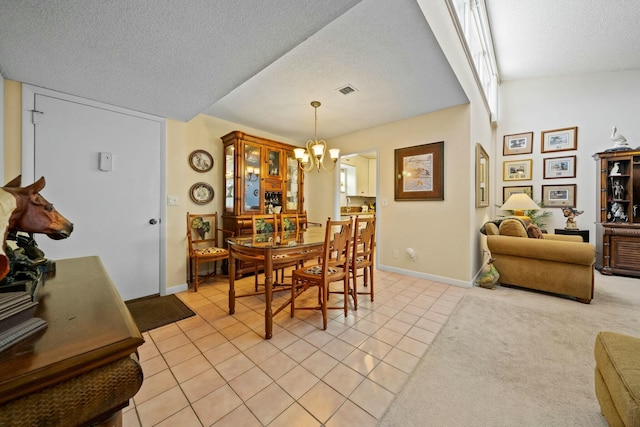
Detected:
[{"left": 449, "top": 0, "right": 499, "bottom": 121}]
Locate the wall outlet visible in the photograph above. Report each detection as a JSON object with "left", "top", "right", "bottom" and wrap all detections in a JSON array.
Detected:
[
  {"left": 167, "top": 195, "right": 179, "bottom": 206},
  {"left": 392, "top": 249, "right": 399, "bottom": 259}
]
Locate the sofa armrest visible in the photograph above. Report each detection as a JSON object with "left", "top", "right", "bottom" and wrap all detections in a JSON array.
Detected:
[
  {"left": 542, "top": 233, "right": 583, "bottom": 242},
  {"left": 487, "top": 235, "right": 595, "bottom": 266}
]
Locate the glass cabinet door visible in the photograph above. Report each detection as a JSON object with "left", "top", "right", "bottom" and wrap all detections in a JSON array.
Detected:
[
  {"left": 267, "top": 148, "right": 282, "bottom": 178},
  {"left": 285, "top": 152, "right": 299, "bottom": 211},
  {"left": 244, "top": 143, "right": 262, "bottom": 212},
  {"left": 224, "top": 144, "right": 235, "bottom": 212}
]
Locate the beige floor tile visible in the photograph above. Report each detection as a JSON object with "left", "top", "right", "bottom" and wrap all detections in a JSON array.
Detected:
[
  {"left": 323, "top": 362, "right": 365, "bottom": 397},
  {"left": 192, "top": 384, "right": 243, "bottom": 426},
  {"left": 213, "top": 404, "right": 262, "bottom": 427},
  {"left": 154, "top": 332, "right": 191, "bottom": 354},
  {"left": 406, "top": 324, "right": 437, "bottom": 345},
  {"left": 154, "top": 406, "right": 202, "bottom": 427},
  {"left": 382, "top": 348, "right": 420, "bottom": 374},
  {"left": 242, "top": 339, "right": 280, "bottom": 364},
  {"left": 214, "top": 352, "right": 255, "bottom": 381},
  {"left": 277, "top": 365, "right": 320, "bottom": 399},
  {"left": 367, "top": 361, "right": 410, "bottom": 393},
  {"left": 357, "top": 336, "right": 393, "bottom": 360},
  {"left": 163, "top": 342, "right": 201, "bottom": 367},
  {"left": 140, "top": 354, "right": 168, "bottom": 378},
  {"left": 122, "top": 408, "right": 141, "bottom": 427},
  {"left": 371, "top": 326, "right": 403, "bottom": 346},
  {"left": 342, "top": 347, "right": 380, "bottom": 376},
  {"left": 351, "top": 318, "right": 380, "bottom": 335},
  {"left": 415, "top": 316, "right": 445, "bottom": 333},
  {"left": 202, "top": 341, "right": 239, "bottom": 366},
  {"left": 181, "top": 368, "right": 227, "bottom": 402},
  {"left": 137, "top": 340, "right": 160, "bottom": 362},
  {"left": 133, "top": 369, "right": 177, "bottom": 405},
  {"left": 300, "top": 349, "right": 340, "bottom": 378},
  {"left": 349, "top": 378, "right": 395, "bottom": 419},
  {"left": 337, "top": 327, "right": 369, "bottom": 347},
  {"left": 245, "top": 382, "right": 295, "bottom": 425},
  {"left": 181, "top": 322, "right": 216, "bottom": 342},
  {"left": 219, "top": 321, "right": 252, "bottom": 340},
  {"left": 193, "top": 330, "right": 227, "bottom": 353},
  {"left": 325, "top": 399, "right": 378, "bottom": 427},
  {"left": 282, "top": 337, "right": 317, "bottom": 362},
  {"left": 394, "top": 335, "right": 429, "bottom": 358},
  {"left": 170, "top": 354, "right": 212, "bottom": 383},
  {"left": 136, "top": 386, "right": 189, "bottom": 426},
  {"left": 259, "top": 350, "right": 298, "bottom": 380},
  {"left": 269, "top": 402, "right": 322, "bottom": 427},
  {"left": 298, "top": 381, "right": 347, "bottom": 424},
  {"left": 228, "top": 365, "right": 274, "bottom": 401},
  {"left": 383, "top": 318, "right": 412, "bottom": 335},
  {"left": 321, "top": 337, "right": 356, "bottom": 361},
  {"left": 148, "top": 323, "right": 182, "bottom": 343}
]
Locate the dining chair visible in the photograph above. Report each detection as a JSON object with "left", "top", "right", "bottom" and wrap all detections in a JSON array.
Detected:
[
  {"left": 251, "top": 213, "right": 299, "bottom": 290},
  {"left": 289, "top": 218, "right": 352, "bottom": 329},
  {"left": 186, "top": 212, "right": 234, "bottom": 292},
  {"left": 349, "top": 216, "right": 376, "bottom": 308}
]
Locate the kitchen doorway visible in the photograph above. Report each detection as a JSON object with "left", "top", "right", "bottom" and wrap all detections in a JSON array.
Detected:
[{"left": 338, "top": 150, "right": 378, "bottom": 219}]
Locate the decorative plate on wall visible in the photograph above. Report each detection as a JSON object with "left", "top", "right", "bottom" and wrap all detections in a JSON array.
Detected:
[
  {"left": 190, "top": 182, "right": 214, "bottom": 204},
  {"left": 189, "top": 150, "right": 213, "bottom": 172}
]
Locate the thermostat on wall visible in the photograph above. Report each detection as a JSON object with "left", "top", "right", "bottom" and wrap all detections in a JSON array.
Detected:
[{"left": 99, "top": 152, "right": 113, "bottom": 171}]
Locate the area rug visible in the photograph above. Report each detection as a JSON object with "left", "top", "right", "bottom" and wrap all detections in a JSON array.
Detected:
[
  {"left": 379, "top": 272, "right": 640, "bottom": 426},
  {"left": 125, "top": 294, "right": 195, "bottom": 332}
]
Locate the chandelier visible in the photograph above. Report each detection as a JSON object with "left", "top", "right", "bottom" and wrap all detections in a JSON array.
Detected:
[{"left": 293, "top": 101, "right": 340, "bottom": 172}]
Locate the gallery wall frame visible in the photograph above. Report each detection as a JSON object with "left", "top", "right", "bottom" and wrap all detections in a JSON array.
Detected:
[
  {"left": 503, "top": 132, "right": 533, "bottom": 156},
  {"left": 543, "top": 155, "right": 576, "bottom": 179},
  {"left": 503, "top": 159, "right": 532, "bottom": 181},
  {"left": 542, "top": 184, "right": 576, "bottom": 207},
  {"left": 189, "top": 149, "right": 213, "bottom": 172},
  {"left": 503, "top": 185, "right": 533, "bottom": 203},
  {"left": 394, "top": 141, "right": 444, "bottom": 201},
  {"left": 541, "top": 127, "right": 578, "bottom": 153}
]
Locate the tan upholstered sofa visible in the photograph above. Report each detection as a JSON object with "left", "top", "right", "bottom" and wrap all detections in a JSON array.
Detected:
[{"left": 482, "top": 218, "right": 595, "bottom": 303}]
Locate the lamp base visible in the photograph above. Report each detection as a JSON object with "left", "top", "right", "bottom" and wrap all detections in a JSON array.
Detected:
[{"left": 513, "top": 209, "right": 525, "bottom": 216}]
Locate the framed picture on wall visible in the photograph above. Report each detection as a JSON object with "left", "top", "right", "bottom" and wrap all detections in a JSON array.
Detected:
[
  {"left": 503, "top": 185, "right": 533, "bottom": 203},
  {"left": 503, "top": 132, "right": 533, "bottom": 156},
  {"left": 543, "top": 155, "right": 576, "bottom": 179},
  {"left": 541, "top": 127, "right": 578, "bottom": 153},
  {"left": 503, "top": 159, "right": 532, "bottom": 181},
  {"left": 394, "top": 141, "right": 444, "bottom": 201},
  {"left": 542, "top": 184, "right": 576, "bottom": 207}
]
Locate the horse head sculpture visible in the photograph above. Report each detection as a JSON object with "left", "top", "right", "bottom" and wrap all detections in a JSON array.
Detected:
[{"left": 0, "top": 176, "right": 73, "bottom": 280}]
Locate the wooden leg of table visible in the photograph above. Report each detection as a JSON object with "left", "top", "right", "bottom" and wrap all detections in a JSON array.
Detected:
[
  {"left": 229, "top": 252, "right": 236, "bottom": 315},
  {"left": 264, "top": 248, "right": 273, "bottom": 339}
]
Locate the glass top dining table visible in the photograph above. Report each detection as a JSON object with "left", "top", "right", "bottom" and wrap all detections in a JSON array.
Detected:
[{"left": 226, "top": 227, "right": 326, "bottom": 339}]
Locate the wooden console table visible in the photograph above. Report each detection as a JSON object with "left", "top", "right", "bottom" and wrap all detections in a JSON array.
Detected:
[{"left": 0, "top": 256, "right": 144, "bottom": 426}]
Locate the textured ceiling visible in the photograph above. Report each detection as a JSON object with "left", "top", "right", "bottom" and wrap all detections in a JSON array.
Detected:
[
  {"left": 0, "top": 0, "right": 467, "bottom": 141},
  {"left": 3, "top": 1, "right": 637, "bottom": 141},
  {"left": 485, "top": 0, "right": 640, "bottom": 81}
]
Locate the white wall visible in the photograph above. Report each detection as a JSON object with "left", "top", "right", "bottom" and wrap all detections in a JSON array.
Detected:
[
  {"left": 0, "top": 71, "right": 4, "bottom": 182},
  {"left": 497, "top": 70, "right": 640, "bottom": 240}
]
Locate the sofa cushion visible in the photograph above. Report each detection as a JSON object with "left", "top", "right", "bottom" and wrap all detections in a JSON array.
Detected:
[
  {"left": 499, "top": 219, "right": 528, "bottom": 238},
  {"left": 527, "top": 224, "right": 544, "bottom": 239},
  {"left": 484, "top": 223, "right": 500, "bottom": 235}
]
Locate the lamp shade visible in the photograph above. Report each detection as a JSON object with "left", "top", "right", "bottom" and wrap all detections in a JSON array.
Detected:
[{"left": 501, "top": 193, "right": 539, "bottom": 216}]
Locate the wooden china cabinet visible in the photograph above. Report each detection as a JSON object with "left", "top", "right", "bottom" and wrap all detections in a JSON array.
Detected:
[
  {"left": 595, "top": 149, "right": 640, "bottom": 277},
  {"left": 221, "top": 131, "right": 306, "bottom": 275}
]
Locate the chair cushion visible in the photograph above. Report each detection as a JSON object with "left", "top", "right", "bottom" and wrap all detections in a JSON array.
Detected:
[
  {"left": 304, "top": 265, "right": 339, "bottom": 275},
  {"left": 499, "top": 219, "right": 528, "bottom": 238},
  {"left": 195, "top": 247, "right": 227, "bottom": 255}
]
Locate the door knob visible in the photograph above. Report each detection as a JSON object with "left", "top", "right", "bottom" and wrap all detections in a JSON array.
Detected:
[{"left": 149, "top": 219, "right": 158, "bottom": 225}]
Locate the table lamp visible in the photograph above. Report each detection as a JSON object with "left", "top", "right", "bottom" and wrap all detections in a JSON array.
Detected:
[{"left": 501, "top": 193, "right": 540, "bottom": 217}]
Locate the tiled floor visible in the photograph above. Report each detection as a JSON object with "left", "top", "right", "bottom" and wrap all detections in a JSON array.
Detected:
[{"left": 123, "top": 269, "right": 466, "bottom": 426}]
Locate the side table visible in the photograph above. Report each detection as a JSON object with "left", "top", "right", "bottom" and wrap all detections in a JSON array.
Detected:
[{"left": 555, "top": 228, "right": 589, "bottom": 243}]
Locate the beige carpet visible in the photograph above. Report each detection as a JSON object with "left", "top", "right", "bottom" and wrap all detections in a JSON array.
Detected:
[{"left": 379, "top": 271, "right": 640, "bottom": 426}]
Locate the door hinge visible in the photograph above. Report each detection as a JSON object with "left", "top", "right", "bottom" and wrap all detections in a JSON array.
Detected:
[{"left": 30, "top": 109, "right": 44, "bottom": 124}]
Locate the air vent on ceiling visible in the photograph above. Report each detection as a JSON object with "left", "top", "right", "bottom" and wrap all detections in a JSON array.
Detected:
[{"left": 337, "top": 84, "right": 358, "bottom": 95}]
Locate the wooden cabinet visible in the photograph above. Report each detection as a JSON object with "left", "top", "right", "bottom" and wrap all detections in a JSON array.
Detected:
[
  {"left": 595, "top": 149, "right": 640, "bottom": 276},
  {"left": 221, "top": 131, "right": 306, "bottom": 275}
]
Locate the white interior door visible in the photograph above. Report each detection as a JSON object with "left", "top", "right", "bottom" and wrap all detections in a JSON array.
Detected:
[{"left": 26, "top": 92, "right": 162, "bottom": 301}]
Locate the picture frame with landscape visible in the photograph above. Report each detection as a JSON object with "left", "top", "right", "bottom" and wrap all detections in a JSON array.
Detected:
[
  {"left": 503, "top": 159, "right": 532, "bottom": 181},
  {"left": 394, "top": 141, "right": 444, "bottom": 201},
  {"left": 543, "top": 155, "right": 576, "bottom": 179},
  {"left": 541, "top": 127, "right": 578, "bottom": 153},
  {"left": 503, "top": 132, "right": 533, "bottom": 156},
  {"left": 503, "top": 185, "right": 533, "bottom": 203},
  {"left": 542, "top": 184, "right": 576, "bottom": 207}
]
